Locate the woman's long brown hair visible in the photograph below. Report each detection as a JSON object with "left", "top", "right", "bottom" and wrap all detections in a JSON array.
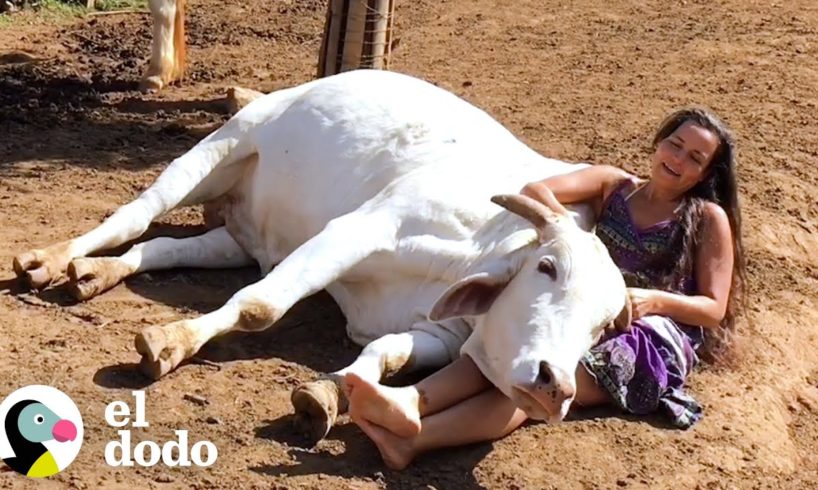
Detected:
[{"left": 650, "top": 107, "right": 746, "bottom": 365}]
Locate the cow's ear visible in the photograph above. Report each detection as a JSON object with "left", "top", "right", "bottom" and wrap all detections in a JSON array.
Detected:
[{"left": 429, "top": 267, "right": 515, "bottom": 321}]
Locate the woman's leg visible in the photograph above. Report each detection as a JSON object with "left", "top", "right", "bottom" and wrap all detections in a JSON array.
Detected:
[
  {"left": 353, "top": 387, "right": 528, "bottom": 470},
  {"left": 574, "top": 363, "right": 611, "bottom": 407},
  {"left": 347, "top": 356, "right": 612, "bottom": 437},
  {"left": 345, "top": 355, "right": 491, "bottom": 436}
]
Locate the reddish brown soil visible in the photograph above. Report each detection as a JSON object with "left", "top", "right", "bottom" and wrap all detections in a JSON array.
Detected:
[{"left": 1, "top": 0, "right": 818, "bottom": 488}]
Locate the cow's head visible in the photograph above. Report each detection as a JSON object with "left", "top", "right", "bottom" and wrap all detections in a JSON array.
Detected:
[{"left": 429, "top": 194, "right": 630, "bottom": 423}]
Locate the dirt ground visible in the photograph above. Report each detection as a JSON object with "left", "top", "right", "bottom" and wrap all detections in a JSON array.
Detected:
[{"left": 1, "top": 0, "right": 818, "bottom": 488}]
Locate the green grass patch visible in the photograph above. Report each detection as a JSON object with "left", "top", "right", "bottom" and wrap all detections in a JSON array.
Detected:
[
  {"left": 0, "top": 0, "right": 148, "bottom": 28},
  {"left": 93, "top": 0, "right": 148, "bottom": 11},
  {"left": 39, "top": 0, "right": 86, "bottom": 18}
]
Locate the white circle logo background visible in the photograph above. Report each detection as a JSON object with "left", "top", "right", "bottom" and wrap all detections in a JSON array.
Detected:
[{"left": 0, "top": 385, "right": 84, "bottom": 472}]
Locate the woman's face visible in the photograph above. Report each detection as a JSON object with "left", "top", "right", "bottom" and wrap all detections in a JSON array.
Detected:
[{"left": 650, "top": 121, "right": 720, "bottom": 196}]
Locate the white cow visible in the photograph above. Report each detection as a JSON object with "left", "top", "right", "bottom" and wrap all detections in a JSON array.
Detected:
[{"left": 13, "top": 70, "right": 629, "bottom": 441}]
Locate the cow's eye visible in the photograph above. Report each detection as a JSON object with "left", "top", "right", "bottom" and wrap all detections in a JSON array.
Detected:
[{"left": 537, "top": 257, "right": 557, "bottom": 280}]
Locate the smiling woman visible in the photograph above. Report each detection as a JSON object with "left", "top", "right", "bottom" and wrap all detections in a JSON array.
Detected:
[
  {"left": 344, "top": 107, "right": 747, "bottom": 470},
  {"left": 526, "top": 107, "right": 745, "bottom": 364}
]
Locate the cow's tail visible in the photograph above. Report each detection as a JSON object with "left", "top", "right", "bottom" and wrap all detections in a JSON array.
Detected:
[{"left": 172, "top": 0, "right": 186, "bottom": 81}]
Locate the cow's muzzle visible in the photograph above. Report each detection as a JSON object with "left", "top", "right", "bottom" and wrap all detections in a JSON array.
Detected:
[{"left": 511, "top": 361, "right": 575, "bottom": 422}]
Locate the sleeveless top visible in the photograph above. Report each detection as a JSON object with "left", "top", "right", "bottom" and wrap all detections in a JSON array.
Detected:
[
  {"left": 595, "top": 181, "right": 694, "bottom": 294},
  {"left": 595, "top": 181, "right": 703, "bottom": 345}
]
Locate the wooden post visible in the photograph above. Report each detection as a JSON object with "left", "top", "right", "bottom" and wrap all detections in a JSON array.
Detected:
[
  {"left": 367, "top": 0, "right": 391, "bottom": 69},
  {"left": 317, "top": 0, "right": 345, "bottom": 78},
  {"left": 317, "top": 0, "right": 395, "bottom": 78},
  {"left": 340, "top": 0, "right": 367, "bottom": 72},
  {"left": 384, "top": 0, "right": 396, "bottom": 67}
]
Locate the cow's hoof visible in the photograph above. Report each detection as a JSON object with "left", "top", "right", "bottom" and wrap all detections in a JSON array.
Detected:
[
  {"left": 139, "top": 75, "right": 164, "bottom": 93},
  {"left": 67, "top": 258, "right": 131, "bottom": 301},
  {"left": 13, "top": 245, "right": 71, "bottom": 289},
  {"left": 291, "top": 379, "right": 341, "bottom": 443},
  {"left": 134, "top": 325, "right": 190, "bottom": 380},
  {"left": 67, "top": 259, "right": 106, "bottom": 300}
]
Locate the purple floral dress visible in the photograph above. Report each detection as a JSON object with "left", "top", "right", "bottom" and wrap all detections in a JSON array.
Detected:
[{"left": 580, "top": 182, "right": 704, "bottom": 428}]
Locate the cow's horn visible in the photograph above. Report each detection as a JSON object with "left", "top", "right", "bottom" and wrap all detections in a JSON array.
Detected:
[
  {"left": 490, "top": 194, "right": 560, "bottom": 235},
  {"left": 613, "top": 291, "right": 633, "bottom": 332}
]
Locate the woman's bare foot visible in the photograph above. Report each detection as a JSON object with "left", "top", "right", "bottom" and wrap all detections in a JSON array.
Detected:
[
  {"left": 353, "top": 415, "right": 417, "bottom": 470},
  {"left": 344, "top": 372, "right": 421, "bottom": 437}
]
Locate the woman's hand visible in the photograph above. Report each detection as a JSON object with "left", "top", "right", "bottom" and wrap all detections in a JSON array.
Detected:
[
  {"left": 625, "top": 286, "right": 729, "bottom": 330},
  {"left": 626, "top": 287, "right": 664, "bottom": 320}
]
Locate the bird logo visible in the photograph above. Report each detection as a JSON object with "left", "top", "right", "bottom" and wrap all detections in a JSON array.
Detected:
[{"left": 0, "top": 385, "right": 83, "bottom": 478}]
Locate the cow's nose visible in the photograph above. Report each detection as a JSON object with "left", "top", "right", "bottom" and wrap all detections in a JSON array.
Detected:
[
  {"left": 538, "top": 360, "right": 553, "bottom": 385},
  {"left": 513, "top": 361, "right": 575, "bottom": 420},
  {"left": 537, "top": 361, "right": 575, "bottom": 400}
]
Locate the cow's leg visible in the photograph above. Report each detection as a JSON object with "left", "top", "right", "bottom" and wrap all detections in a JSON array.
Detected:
[
  {"left": 12, "top": 198, "right": 162, "bottom": 290},
  {"left": 141, "top": 0, "right": 185, "bottom": 92},
  {"left": 134, "top": 210, "right": 398, "bottom": 380},
  {"left": 66, "top": 227, "right": 253, "bottom": 301},
  {"left": 226, "top": 87, "right": 265, "bottom": 115},
  {"left": 13, "top": 117, "right": 258, "bottom": 290},
  {"left": 291, "top": 329, "right": 453, "bottom": 442},
  {"left": 12, "top": 163, "right": 237, "bottom": 290}
]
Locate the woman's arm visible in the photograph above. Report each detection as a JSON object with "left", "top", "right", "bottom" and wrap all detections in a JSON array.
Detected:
[
  {"left": 629, "top": 202, "right": 735, "bottom": 328},
  {"left": 520, "top": 164, "right": 634, "bottom": 218}
]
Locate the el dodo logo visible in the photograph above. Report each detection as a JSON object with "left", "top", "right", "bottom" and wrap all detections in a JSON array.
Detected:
[
  {"left": 0, "top": 385, "right": 83, "bottom": 478},
  {"left": 104, "top": 391, "right": 217, "bottom": 468}
]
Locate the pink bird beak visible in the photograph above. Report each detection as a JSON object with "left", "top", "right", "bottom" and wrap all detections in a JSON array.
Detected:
[{"left": 52, "top": 419, "right": 77, "bottom": 442}]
